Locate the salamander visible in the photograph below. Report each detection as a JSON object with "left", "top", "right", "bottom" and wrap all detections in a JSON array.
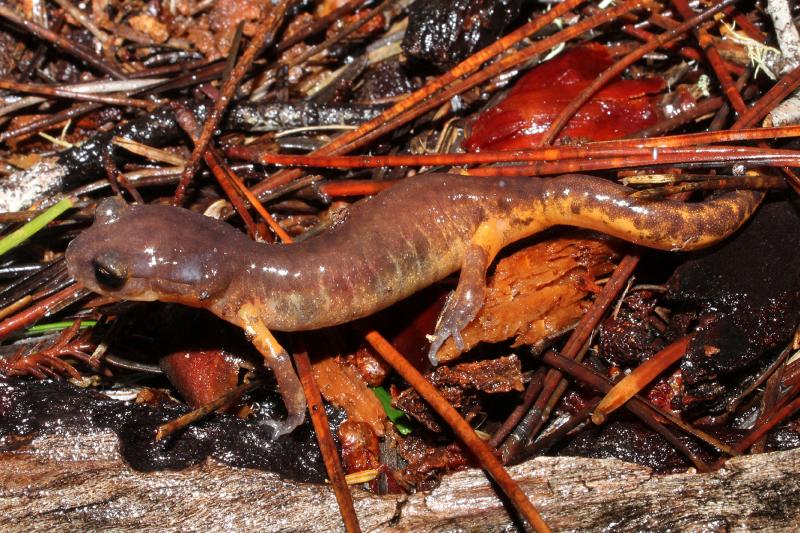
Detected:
[{"left": 65, "top": 173, "right": 763, "bottom": 435}]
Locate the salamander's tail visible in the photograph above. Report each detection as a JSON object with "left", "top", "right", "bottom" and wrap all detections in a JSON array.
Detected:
[{"left": 542, "top": 174, "right": 764, "bottom": 251}]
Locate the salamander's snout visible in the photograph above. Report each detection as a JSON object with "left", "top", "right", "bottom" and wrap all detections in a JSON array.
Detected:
[{"left": 66, "top": 226, "right": 132, "bottom": 297}]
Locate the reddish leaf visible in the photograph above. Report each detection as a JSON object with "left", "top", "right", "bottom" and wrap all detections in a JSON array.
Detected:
[
  {"left": 160, "top": 349, "right": 240, "bottom": 408},
  {"left": 465, "top": 44, "right": 665, "bottom": 151}
]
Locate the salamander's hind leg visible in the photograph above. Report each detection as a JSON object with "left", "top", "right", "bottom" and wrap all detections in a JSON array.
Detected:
[
  {"left": 427, "top": 220, "right": 507, "bottom": 366},
  {"left": 239, "top": 303, "right": 306, "bottom": 437}
]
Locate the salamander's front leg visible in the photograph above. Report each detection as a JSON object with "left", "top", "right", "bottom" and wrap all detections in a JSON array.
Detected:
[
  {"left": 239, "top": 303, "right": 306, "bottom": 437},
  {"left": 427, "top": 220, "right": 507, "bottom": 366}
]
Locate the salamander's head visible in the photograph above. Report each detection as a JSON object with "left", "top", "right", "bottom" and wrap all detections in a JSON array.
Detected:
[{"left": 66, "top": 198, "right": 242, "bottom": 307}]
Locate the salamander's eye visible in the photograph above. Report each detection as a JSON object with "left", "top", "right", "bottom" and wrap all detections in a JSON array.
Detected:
[{"left": 91, "top": 252, "right": 128, "bottom": 289}]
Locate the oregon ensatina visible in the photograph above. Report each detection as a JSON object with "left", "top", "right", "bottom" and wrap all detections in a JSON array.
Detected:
[{"left": 65, "top": 173, "right": 763, "bottom": 435}]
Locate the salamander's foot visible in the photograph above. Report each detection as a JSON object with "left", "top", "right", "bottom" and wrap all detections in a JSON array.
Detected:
[
  {"left": 261, "top": 346, "right": 307, "bottom": 439},
  {"left": 427, "top": 245, "right": 489, "bottom": 366},
  {"left": 426, "top": 220, "right": 508, "bottom": 365},
  {"left": 427, "top": 292, "right": 472, "bottom": 366},
  {"left": 264, "top": 411, "right": 306, "bottom": 438},
  {"left": 238, "top": 303, "right": 308, "bottom": 439}
]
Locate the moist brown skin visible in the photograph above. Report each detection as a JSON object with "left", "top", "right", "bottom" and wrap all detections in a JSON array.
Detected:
[{"left": 65, "top": 173, "right": 763, "bottom": 434}]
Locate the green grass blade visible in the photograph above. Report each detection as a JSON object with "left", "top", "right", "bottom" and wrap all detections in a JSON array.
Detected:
[
  {"left": 26, "top": 320, "right": 97, "bottom": 335},
  {"left": 0, "top": 197, "right": 74, "bottom": 257},
  {"left": 372, "top": 386, "right": 413, "bottom": 435}
]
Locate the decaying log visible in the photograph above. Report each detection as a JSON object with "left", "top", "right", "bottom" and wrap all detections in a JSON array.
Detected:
[{"left": 1, "top": 430, "right": 799, "bottom": 531}]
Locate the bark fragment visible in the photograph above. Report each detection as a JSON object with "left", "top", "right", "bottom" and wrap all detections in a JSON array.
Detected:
[{"left": 437, "top": 235, "right": 621, "bottom": 363}]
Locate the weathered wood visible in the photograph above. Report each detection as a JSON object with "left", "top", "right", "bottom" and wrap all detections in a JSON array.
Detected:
[{"left": 1, "top": 431, "right": 799, "bottom": 532}]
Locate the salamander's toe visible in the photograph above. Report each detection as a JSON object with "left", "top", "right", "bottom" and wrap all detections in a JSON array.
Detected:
[
  {"left": 426, "top": 333, "right": 445, "bottom": 367},
  {"left": 264, "top": 411, "right": 306, "bottom": 438},
  {"left": 426, "top": 289, "right": 478, "bottom": 366}
]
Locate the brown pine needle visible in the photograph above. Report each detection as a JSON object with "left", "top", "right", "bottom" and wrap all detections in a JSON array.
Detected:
[
  {"left": 294, "top": 348, "right": 361, "bottom": 533},
  {"left": 0, "top": 283, "right": 88, "bottom": 340},
  {"left": 155, "top": 380, "right": 261, "bottom": 441},
  {"left": 173, "top": 0, "right": 291, "bottom": 204},
  {"left": 728, "top": 394, "right": 800, "bottom": 455},
  {"left": 592, "top": 335, "right": 692, "bottom": 425}
]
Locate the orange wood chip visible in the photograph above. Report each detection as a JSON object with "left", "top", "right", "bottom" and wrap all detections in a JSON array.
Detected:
[
  {"left": 311, "top": 354, "right": 387, "bottom": 436},
  {"left": 436, "top": 233, "right": 621, "bottom": 362}
]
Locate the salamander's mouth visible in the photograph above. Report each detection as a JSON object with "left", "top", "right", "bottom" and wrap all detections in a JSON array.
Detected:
[{"left": 144, "top": 278, "right": 210, "bottom": 306}]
